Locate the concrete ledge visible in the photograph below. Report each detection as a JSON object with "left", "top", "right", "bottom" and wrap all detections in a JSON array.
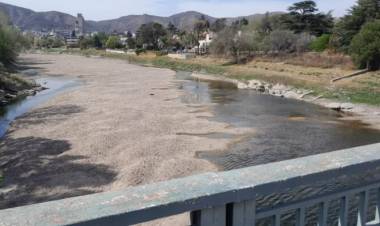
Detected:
[{"left": 168, "top": 53, "right": 195, "bottom": 60}]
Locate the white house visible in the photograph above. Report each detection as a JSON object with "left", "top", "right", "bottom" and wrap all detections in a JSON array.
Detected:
[{"left": 198, "top": 32, "right": 215, "bottom": 54}]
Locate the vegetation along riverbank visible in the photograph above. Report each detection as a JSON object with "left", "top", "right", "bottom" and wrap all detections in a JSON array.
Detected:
[{"left": 0, "top": 12, "right": 42, "bottom": 106}]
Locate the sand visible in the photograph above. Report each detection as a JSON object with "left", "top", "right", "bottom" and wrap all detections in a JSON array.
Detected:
[{"left": 0, "top": 53, "right": 252, "bottom": 225}]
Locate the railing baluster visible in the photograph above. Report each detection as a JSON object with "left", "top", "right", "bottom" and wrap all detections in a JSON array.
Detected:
[
  {"left": 357, "top": 191, "right": 369, "bottom": 226},
  {"left": 272, "top": 214, "right": 281, "bottom": 226},
  {"left": 339, "top": 196, "right": 349, "bottom": 226},
  {"left": 233, "top": 200, "right": 256, "bottom": 226},
  {"left": 317, "top": 202, "right": 328, "bottom": 226},
  {"left": 375, "top": 188, "right": 380, "bottom": 223},
  {"left": 296, "top": 208, "right": 305, "bottom": 226},
  {"left": 201, "top": 205, "right": 226, "bottom": 226}
]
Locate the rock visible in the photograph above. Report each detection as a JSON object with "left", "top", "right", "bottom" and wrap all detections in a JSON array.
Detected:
[
  {"left": 327, "top": 103, "right": 342, "bottom": 111},
  {"left": 340, "top": 103, "right": 354, "bottom": 110},
  {"left": 237, "top": 82, "right": 249, "bottom": 89},
  {"left": 257, "top": 85, "right": 266, "bottom": 92},
  {"left": 283, "top": 91, "right": 300, "bottom": 99},
  {"left": 34, "top": 86, "right": 48, "bottom": 92},
  {"left": 4, "top": 93, "right": 16, "bottom": 99},
  {"left": 326, "top": 103, "right": 355, "bottom": 112}
]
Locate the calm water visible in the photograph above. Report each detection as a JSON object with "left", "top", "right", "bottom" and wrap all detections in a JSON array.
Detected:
[
  {"left": 175, "top": 71, "right": 380, "bottom": 170},
  {"left": 0, "top": 76, "right": 80, "bottom": 138},
  {"left": 176, "top": 71, "right": 380, "bottom": 225}
]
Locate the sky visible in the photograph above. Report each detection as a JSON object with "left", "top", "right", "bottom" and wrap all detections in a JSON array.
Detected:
[{"left": 2, "top": 0, "right": 356, "bottom": 20}]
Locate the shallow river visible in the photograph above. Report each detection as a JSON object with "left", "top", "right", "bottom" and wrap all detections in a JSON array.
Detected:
[{"left": 176, "top": 71, "right": 380, "bottom": 170}]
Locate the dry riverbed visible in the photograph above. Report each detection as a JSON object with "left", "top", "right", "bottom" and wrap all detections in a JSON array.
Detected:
[{"left": 0, "top": 54, "right": 253, "bottom": 225}]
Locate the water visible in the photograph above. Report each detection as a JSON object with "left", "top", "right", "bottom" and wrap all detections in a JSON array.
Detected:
[
  {"left": 176, "top": 71, "right": 380, "bottom": 170},
  {"left": 176, "top": 71, "right": 380, "bottom": 224},
  {"left": 0, "top": 76, "right": 80, "bottom": 138}
]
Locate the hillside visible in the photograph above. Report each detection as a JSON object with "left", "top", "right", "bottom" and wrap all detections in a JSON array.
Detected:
[{"left": 0, "top": 2, "right": 281, "bottom": 32}]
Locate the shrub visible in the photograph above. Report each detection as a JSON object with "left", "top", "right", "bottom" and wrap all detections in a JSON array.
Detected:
[
  {"left": 350, "top": 20, "right": 380, "bottom": 70},
  {"left": 135, "top": 48, "right": 146, "bottom": 56},
  {"left": 295, "top": 33, "right": 315, "bottom": 53},
  {"left": 106, "top": 36, "right": 123, "bottom": 49},
  {"left": 263, "top": 30, "right": 298, "bottom": 53},
  {"left": 310, "top": 34, "right": 331, "bottom": 52}
]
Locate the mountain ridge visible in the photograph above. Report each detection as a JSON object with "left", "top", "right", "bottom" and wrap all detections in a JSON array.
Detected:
[{"left": 0, "top": 2, "right": 282, "bottom": 33}]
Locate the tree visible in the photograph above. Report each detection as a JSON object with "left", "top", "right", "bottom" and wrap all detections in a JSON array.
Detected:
[
  {"left": 259, "top": 12, "right": 273, "bottom": 34},
  {"left": 281, "top": 0, "right": 334, "bottom": 36},
  {"left": 79, "top": 37, "right": 94, "bottom": 50},
  {"left": 350, "top": 20, "right": 380, "bottom": 70},
  {"left": 331, "top": 0, "right": 380, "bottom": 51},
  {"left": 262, "top": 30, "right": 298, "bottom": 53},
  {"left": 210, "top": 18, "right": 227, "bottom": 32},
  {"left": 232, "top": 18, "right": 249, "bottom": 28},
  {"left": 136, "top": 22, "right": 167, "bottom": 50},
  {"left": 210, "top": 27, "right": 257, "bottom": 63},
  {"left": 93, "top": 35, "right": 102, "bottom": 48},
  {"left": 106, "top": 36, "right": 123, "bottom": 49},
  {"left": 127, "top": 38, "right": 136, "bottom": 49},
  {"left": 167, "top": 22, "right": 178, "bottom": 35}
]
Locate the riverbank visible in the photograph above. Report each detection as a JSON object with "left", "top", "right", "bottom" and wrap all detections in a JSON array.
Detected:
[
  {"left": 61, "top": 49, "right": 380, "bottom": 130},
  {"left": 0, "top": 72, "right": 43, "bottom": 106}
]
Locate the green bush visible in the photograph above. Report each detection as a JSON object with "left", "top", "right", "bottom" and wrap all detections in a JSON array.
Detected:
[
  {"left": 0, "top": 27, "right": 17, "bottom": 67},
  {"left": 350, "top": 20, "right": 380, "bottom": 70},
  {"left": 105, "top": 36, "right": 123, "bottom": 49},
  {"left": 310, "top": 34, "right": 331, "bottom": 52},
  {"left": 135, "top": 48, "right": 146, "bottom": 56}
]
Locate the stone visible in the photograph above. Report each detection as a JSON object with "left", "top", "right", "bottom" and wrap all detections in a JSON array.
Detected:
[
  {"left": 237, "top": 82, "right": 249, "bottom": 89},
  {"left": 340, "top": 103, "right": 354, "bottom": 110},
  {"left": 257, "top": 85, "right": 266, "bottom": 92},
  {"left": 327, "top": 103, "right": 342, "bottom": 111}
]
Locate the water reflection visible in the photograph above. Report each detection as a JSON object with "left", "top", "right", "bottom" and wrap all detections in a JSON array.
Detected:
[{"left": 175, "top": 71, "right": 380, "bottom": 170}]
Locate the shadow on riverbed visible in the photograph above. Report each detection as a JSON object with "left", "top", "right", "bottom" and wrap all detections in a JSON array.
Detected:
[
  {"left": 11, "top": 105, "right": 84, "bottom": 129},
  {"left": 15, "top": 60, "right": 53, "bottom": 71},
  {"left": 0, "top": 136, "right": 117, "bottom": 209},
  {"left": 0, "top": 104, "right": 116, "bottom": 209}
]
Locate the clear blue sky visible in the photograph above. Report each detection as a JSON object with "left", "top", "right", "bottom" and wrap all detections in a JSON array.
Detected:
[{"left": 2, "top": 0, "right": 356, "bottom": 20}]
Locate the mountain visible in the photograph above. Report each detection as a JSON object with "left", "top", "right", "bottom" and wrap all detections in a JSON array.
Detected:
[
  {"left": 0, "top": 2, "right": 281, "bottom": 33},
  {"left": 0, "top": 2, "right": 76, "bottom": 31}
]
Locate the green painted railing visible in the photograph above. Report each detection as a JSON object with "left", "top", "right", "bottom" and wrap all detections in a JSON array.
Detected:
[{"left": 1, "top": 143, "right": 380, "bottom": 225}]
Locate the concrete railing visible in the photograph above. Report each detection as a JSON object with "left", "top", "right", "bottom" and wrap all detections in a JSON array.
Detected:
[{"left": 1, "top": 143, "right": 380, "bottom": 225}]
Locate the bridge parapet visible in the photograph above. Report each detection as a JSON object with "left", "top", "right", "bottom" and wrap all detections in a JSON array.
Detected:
[{"left": 1, "top": 144, "right": 380, "bottom": 225}]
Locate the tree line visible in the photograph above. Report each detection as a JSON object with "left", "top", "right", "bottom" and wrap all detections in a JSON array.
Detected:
[
  {"left": 97, "top": 0, "right": 379, "bottom": 70},
  {"left": 209, "top": 0, "right": 380, "bottom": 70}
]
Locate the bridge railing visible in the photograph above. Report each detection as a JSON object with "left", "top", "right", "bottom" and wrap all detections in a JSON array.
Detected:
[{"left": 1, "top": 143, "right": 380, "bottom": 226}]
